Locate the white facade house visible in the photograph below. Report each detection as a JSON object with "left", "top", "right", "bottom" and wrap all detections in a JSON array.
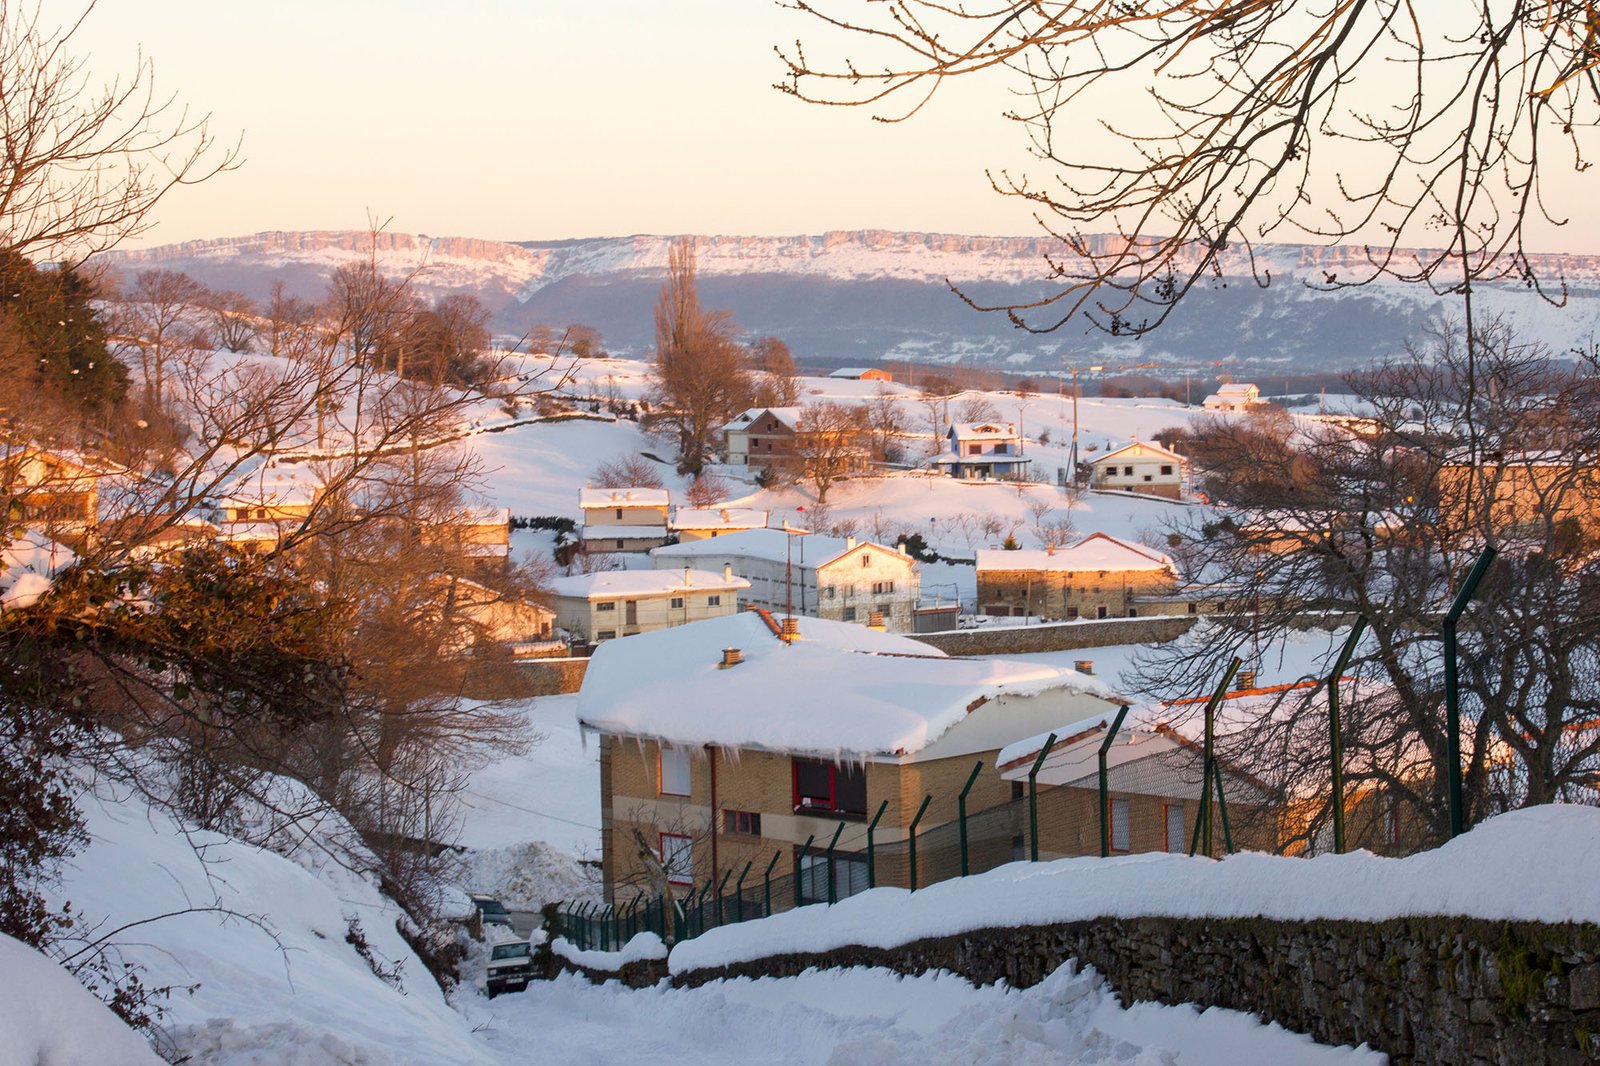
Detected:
[
  {"left": 1089, "top": 440, "right": 1188, "bottom": 499},
  {"left": 670, "top": 507, "right": 769, "bottom": 541},
  {"left": 1201, "top": 383, "right": 1262, "bottom": 412},
  {"left": 650, "top": 527, "right": 921, "bottom": 632},
  {"left": 935, "top": 422, "right": 1031, "bottom": 480},
  {"left": 579, "top": 487, "right": 672, "bottom": 553},
  {"left": 549, "top": 566, "right": 749, "bottom": 643}
]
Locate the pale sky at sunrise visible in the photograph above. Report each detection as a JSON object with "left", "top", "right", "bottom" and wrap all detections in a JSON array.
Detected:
[{"left": 58, "top": 2, "right": 1600, "bottom": 253}]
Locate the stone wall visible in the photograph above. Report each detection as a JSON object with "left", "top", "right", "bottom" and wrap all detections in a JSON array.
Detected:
[
  {"left": 673, "top": 915, "right": 1600, "bottom": 1065},
  {"left": 914, "top": 615, "right": 1197, "bottom": 657},
  {"left": 515, "top": 656, "right": 588, "bottom": 695}
]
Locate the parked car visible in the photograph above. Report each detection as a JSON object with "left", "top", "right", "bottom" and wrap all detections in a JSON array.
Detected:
[
  {"left": 470, "top": 893, "right": 513, "bottom": 929},
  {"left": 486, "top": 939, "right": 534, "bottom": 998}
]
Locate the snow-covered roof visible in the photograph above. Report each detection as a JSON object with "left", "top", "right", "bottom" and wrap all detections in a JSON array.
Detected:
[
  {"left": 948, "top": 421, "right": 1018, "bottom": 442},
  {"left": 721, "top": 407, "right": 801, "bottom": 433},
  {"left": 670, "top": 507, "right": 770, "bottom": 532},
  {"left": 579, "top": 487, "right": 671, "bottom": 509},
  {"left": 216, "top": 463, "right": 321, "bottom": 509},
  {"left": 976, "top": 533, "right": 1174, "bottom": 574},
  {"left": 828, "top": 368, "right": 880, "bottom": 379},
  {"left": 577, "top": 612, "right": 1111, "bottom": 757},
  {"left": 1093, "top": 440, "right": 1185, "bottom": 465},
  {"left": 1, "top": 530, "right": 75, "bottom": 609},
  {"left": 651, "top": 527, "right": 910, "bottom": 570},
  {"left": 1217, "top": 383, "right": 1259, "bottom": 398},
  {"left": 548, "top": 568, "right": 749, "bottom": 601}
]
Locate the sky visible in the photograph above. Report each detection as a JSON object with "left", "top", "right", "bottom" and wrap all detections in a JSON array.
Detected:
[{"left": 57, "top": 2, "right": 1600, "bottom": 253}]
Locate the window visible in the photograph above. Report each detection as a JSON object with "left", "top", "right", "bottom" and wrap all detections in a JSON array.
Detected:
[
  {"left": 1188, "top": 602, "right": 1198, "bottom": 615},
  {"left": 659, "top": 747, "right": 692, "bottom": 797},
  {"left": 596, "top": 601, "right": 616, "bottom": 612},
  {"left": 659, "top": 833, "right": 693, "bottom": 885},
  {"left": 825, "top": 586, "right": 836, "bottom": 599},
  {"left": 842, "top": 606, "right": 857, "bottom": 622},
  {"left": 872, "top": 580, "right": 895, "bottom": 594},
  {"left": 723, "top": 810, "right": 762, "bottom": 836},
  {"left": 1110, "top": 798, "right": 1131, "bottom": 852},
  {"left": 670, "top": 596, "right": 684, "bottom": 609},
  {"left": 1164, "top": 804, "right": 1185, "bottom": 853},
  {"left": 860, "top": 555, "right": 871, "bottom": 568},
  {"left": 1161, "top": 464, "right": 1174, "bottom": 475},
  {"left": 1123, "top": 465, "right": 1134, "bottom": 476},
  {"left": 596, "top": 630, "right": 616, "bottom": 641},
  {"left": 1065, "top": 606, "right": 1079, "bottom": 620},
  {"left": 792, "top": 758, "right": 867, "bottom": 817},
  {"left": 615, "top": 539, "right": 625, "bottom": 550},
  {"left": 798, "top": 851, "right": 869, "bottom": 905},
  {"left": 707, "top": 595, "right": 721, "bottom": 607},
  {"left": 615, "top": 508, "right": 624, "bottom": 519},
  {"left": 1096, "top": 605, "right": 1108, "bottom": 619}
]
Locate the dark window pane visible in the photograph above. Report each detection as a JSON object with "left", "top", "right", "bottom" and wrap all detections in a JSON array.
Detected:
[{"left": 835, "top": 763, "right": 867, "bottom": 815}]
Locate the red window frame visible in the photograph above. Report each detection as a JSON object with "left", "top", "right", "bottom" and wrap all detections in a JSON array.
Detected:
[
  {"left": 791, "top": 758, "right": 866, "bottom": 817},
  {"left": 658, "top": 832, "right": 692, "bottom": 885}
]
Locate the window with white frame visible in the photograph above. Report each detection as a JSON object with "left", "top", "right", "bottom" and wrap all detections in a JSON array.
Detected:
[
  {"left": 1165, "top": 803, "right": 1185, "bottom": 853},
  {"left": 670, "top": 596, "right": 684, "bottom": 609},
  {"left": 659, "top": 747, "right": 692, "bottom": 797},
  {"left": 1111, "top": 798, "right": 1131, "bottom": 852},
  {"left": 707, "top": 595, "right": 721, "bottom": 606},
  {"left": 659, "top": 833, "right": 693, "bottom": 885}
]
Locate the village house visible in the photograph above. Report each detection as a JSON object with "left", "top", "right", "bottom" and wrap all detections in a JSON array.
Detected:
[
  {"left": 99, "top": 514, "right": 220, "bottom": 561},
  {"left": 1437, "top": 449, "right": 1600, "bottom": 539},
  {"left": 578, "top": 486, "right": 671, "bottom": 553},
  {"left": 428, "top": 572, "right": 554, "bottom": 654},
  {"left": 1, "top": 443, "right": 114, "bottom": 549},
  {"left": 650, "top": 527, "right": 920, "bottom": 632},
  {"left": 975, "top": 533, "right": 1177, "bottom": 620},
  {"left": 670, "top": 507, "right": 769, "bottom": 542},
  {"left": 827, "top": 367, "right": 893, "bottom": 382},
  {"left": 578, "top": 611, "right": 1122, "bottom": 904},
  {"left": 935, "top": 421, "right": 1031, "bottom": 481},
  {"left": 1201, "top": 382, "right": 1263, "bottom": 412},
  {"left": 213, "top": 463, "right": 322, "bottom": 554},
  {"left": 721, "top": 406, "right": 868, "bottom": 478},
  {"left": 420, "top": 504, "right": 511, "bottom": 573},
  {"left": 1088, "top": 440, "right": 1187, "bottom": 499},
  {"left": 548, "top": 566, "right": 748, "bottom": 643},
  {"left": 995, "top": 708, "right": 1279, "bottom": 859}
]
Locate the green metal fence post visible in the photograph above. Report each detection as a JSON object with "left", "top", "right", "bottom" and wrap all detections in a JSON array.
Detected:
[
  {"left": 733, "top": 861, "right": 753, "bottom": 923},
  {"left": 1190, "top": 657, "right": 1241, "bottom": 857},
  {"left": 714, "top": 870, "right": 733, "bottom": 927},
  {"left": 575, "top": 902, "right": 593, "bottom": 950},
  {"left": 795, "top": 834, "right": 815, "bottom": 908},
  {"left": 1444, "top": 546, "right": 1497, "bottom": 838},
  {"left": 1327, "top": 616, "right": 1367, "bottom": 854},
  {"left": 822, "top": 822, "right": 846, "bottom": 905},
  {"left": 907, "top": 793, "right": 932, "bottom": 890},
  {"left": 1027, "top": 733, "right": 1057, "bottom": 862},
  {"left": 1098, "top": 706, "right": 1130, "bottom": 858},
  {"left": 1212, "top": 760, "right": 1235, "bottom": 854},
  {"left": 762, "top": 850, "right": 780, "bottom": 917},
  {"left": 957, "top": 760, "right": 983, "bottom": 877},
  {"left": 865, "top": 800, "right": 888, "bottom": 888}
]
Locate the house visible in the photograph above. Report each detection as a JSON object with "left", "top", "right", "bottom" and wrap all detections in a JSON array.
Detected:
[
  {"left": 721, "top": 406, "right": 868, "bottom": 477},
  {"left": 99, "top": 513, "right": 220, "bottom": 561},
  {"left": 578, "top": 610, "right": 1122, "bottom": 903},
  {"left": 548, "top": 566, "right": 748, "bottom": 643},
  {"left": 579, "top": 487, "right": 671, "bottom": 553},
  {"left": 828, "top": 367, "right": 893, "bottom": 382},
  {"left": 996, "top": 709, "right": 1279, "bottom": 859},
  {"left": 1, "top": 444, "right": 114, "bottom": 548},
  {"left": 1088, "top": 440, "right": 1187, "bottom": 499},
  {"left": 213, "top": 463, "right": 321, "bottom": 552},
  {"left": 935, "top": 422, "right": 1031, "bottom": 481},
  {"left": 650, "top": 527, "right": 920, "bottom": 632},
  {"left": 975, "top": 533, "right": 1177, "bottom": 619},
  {"left": 1437, "top": 450, "right": 1600, "bottom": 539},
  {"left": 428, "top": 573, "right": 554, "bottom": 653},
  {"left": 421, "top": 505, "right": 511, "bottom": 573},
  {"left": 670, "top": 507, "right": 769, "bottom": 542},
  {"left": 1202, "top": 382, "right": 1262, "bottom": 412}
]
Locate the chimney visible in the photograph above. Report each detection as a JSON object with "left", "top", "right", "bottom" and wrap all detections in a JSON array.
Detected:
[
  {"left": 1074, "top": 659, "right": 1094, "bottom": 675},
  {"left": 720, "top": 647, "right": 742, "bottom": 668},
  {"left": 780, "top": 616, "right": 801, "bottom": 643},
  {"left": 624, "top": 490, "right": 634, "bottom": 501},
  {"left": 845, "top": 535, "right": 857, "bottom": 550},
  {"left": 719, "top": 509, "right": 729, "bottom": 521},
  {"left": 867, "top": 610, "right": 886, "bottom": 631},
  {"left": 1235, "top": 669, "right": 1258, "bottom": 691},
  {"left": 723, "top": 563, "right": 733, "bottom": 581},
  {"left": 683, "top": 567, "right": 692, "bottom": 587},
  {"left": 897, "top": 540, "right": 908, "bottom": 556},
  {"left": 1046, "top": 543, "right": 1055, "bottom": 556}
]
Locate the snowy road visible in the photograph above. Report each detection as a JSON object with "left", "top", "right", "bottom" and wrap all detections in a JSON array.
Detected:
[{"left": 467, "top": 964, "right": 1383, "bottom": 1065}]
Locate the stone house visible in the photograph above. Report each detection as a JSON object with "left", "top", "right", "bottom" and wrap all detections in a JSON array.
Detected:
[
  {"left": 1, "top": 443, "right": 114, "bottom": 549},
  {"left": 1089, "top": 440, "right": 1187, "bottom": 499},
  {"left": 935, "top": 422, "right": 1031, "bottom": 481},
  {"left": 549, "top": 566, "right": 748, "bottom": 643},
  {"left": 429, "top": 573, "right": 554, "bottom": 653},
  {"left": 722, "top": 406, "right": 868, "bottom": 478},
  {"left": 670, "top": 507, "right": 769, "bottom": 542},
  {"left": 579, "top": 487, "right": 671, "bottom": 553},
  {"left": 975, "top": 533, "right": 1177, "bottom": 620},
  {"left": 578, "top": 611, "right": 1121, "bottom": 903},
  {"left": 651, "top": 527, "right": 920, "bottom": 632}
]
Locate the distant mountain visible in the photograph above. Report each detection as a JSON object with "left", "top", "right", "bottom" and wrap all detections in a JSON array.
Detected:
[{"left": 98, "top": 230, "right": 1600, "bottom": 375}]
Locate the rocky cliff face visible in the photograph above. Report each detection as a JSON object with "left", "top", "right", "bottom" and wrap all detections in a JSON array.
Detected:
[{"left": 98, "top": 229, "right": 1600, "bottom": 371}]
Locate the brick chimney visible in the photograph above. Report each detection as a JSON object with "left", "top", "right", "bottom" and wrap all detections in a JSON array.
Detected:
[
  {"left": 720, "top": 647, "right": 742, "bottom": 668},
  {"left": 1074, "top": 659, "right": 1094, "bottom": 675},
  {"left": 780, "top": 616, "right": 801, "bottom": 643},
  {"left": 1235, "top": 669, "right": 1257, "bottom": 690}
]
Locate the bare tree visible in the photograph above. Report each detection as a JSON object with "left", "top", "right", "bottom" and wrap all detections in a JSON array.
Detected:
[
  {"left": 266, "top": 281, "right": 316, "bottom": 358},
  {"left": 590, "top": 453, "right": 666, "bottom": 490},
  {"left": 205, "top": 289, "right": 259, "bottom": 353},
  {"left": 750, "top": 335, "right": 799, "bottom": 407},
  {"left": 684, "top": 470, "right": 731, "bottom": 508},
  {"left": 113, "top": 269, "right": 210, "bottom": 409},
  {"left": 954, "top": 393, "right": 1000, "bottom": 423},
  {"left": 792, "top": 400, "right": 868, "bottom": 504},
  {"left": 780, "top": 4, "right": 1597, "bottom": 348},
  {"left": 645, "top": 239, "right": 752, "bottom": 474},
  {"left": 0, "top": 1, "right": 238, "bottom": 264},
  {"left": 864, "top": 386, "right": 908, "bottom": 463}
]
